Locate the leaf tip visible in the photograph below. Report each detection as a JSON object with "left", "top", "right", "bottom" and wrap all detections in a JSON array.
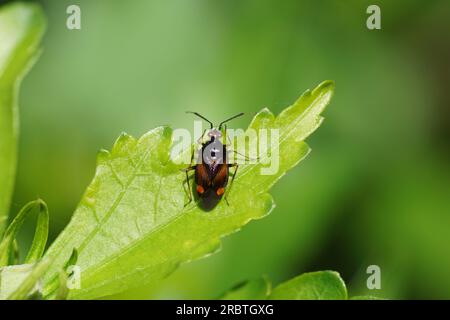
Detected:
[
  {"left": 314, "top": 80, "right": 335, "bottom": 97},
  {"left": 248, "top": 108, "right": 275, "bottom": 130},
  {"left": 96, "top": 149, "right": 110, "bottom": 164},
  {"left": 116, "top": 131, "right": 134, "bottom": 143},
  {"left": 161, "top": 125, "right": 173, "bottom": 138},
  {"left": 111, "top": 132, "right": 137, "bottom": 155},
  {"left": 35, "top": 198, "right": 47, "bottom": 211}
]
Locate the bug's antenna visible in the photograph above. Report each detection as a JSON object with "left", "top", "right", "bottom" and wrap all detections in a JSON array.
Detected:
[
  {"left": 186, "top": 111, "right": 213, "bottom": 129},
  {"left": 218, "top": 112, "right": 244, "bottom": 129}
]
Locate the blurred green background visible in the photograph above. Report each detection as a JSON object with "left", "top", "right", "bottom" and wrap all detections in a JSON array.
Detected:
[{"left": 5, "top": 0, "right": 450, "bottom": 299}]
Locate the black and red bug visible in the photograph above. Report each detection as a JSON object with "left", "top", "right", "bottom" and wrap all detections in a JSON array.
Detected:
[{"left": 183, "top": 112, "right": 244, "bottom": 208}]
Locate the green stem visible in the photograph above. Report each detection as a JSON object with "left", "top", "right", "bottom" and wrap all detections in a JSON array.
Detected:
[{"left": 0, "top": 3, "right": 46, "bottom": 236}]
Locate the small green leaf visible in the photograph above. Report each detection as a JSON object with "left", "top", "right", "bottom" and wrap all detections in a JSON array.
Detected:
[
  {"left": 25, "top": 201, "right": 49, "bottom": 263},
  {"left": 0, "top": 234, "right": 12, "bottom": 265},
  {"left": 42, "top": 81, "right": 335, "bottom": 299},
  {"left": 220, "top": 277, "right": 271, "bottom": 300},
  {"left": 11, "top": 239, "right": 19, "bottom": 265},
  {"left": 269, "top": 271, "right": 347, "bottom": 300},
  {"left": 0, "top": 2, "right": 46, "bottom": 237},
  {"left": 0, "top": 199, "right": 49, "bottom": 266}
]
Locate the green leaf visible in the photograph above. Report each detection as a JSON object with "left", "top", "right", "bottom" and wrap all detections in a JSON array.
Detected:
[
  {"left": 6, "top": 257, "right": 52, "bottom": 300},
  {"left": 220, "top": 277, "right": 271, "bottom": 300},
  {"left": 0, "top": 257, "right": 53, "bottom": 300},
  {"left": 350, "top": 295, "right": 385, "bottom": 300},
  {"left": 0, "top": 264, "right": 35, "bottom": 299},
  {"left": 41, "top": 81, "right": 335, "bottom": 299},
  {"left": 0, "top": 199, "right": 49, "bottom": 267},
  {"left": 0, "top": 2, "right": 46, "bottom": 237},
  {"left": 269, "top": 271, "right": 347, "bottom": 300}
]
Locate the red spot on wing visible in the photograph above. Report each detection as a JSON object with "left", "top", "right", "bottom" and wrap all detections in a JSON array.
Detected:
[
  {"left": 197, "top": 185, "right": 205, "bottom": 194},
  {"left": 216, "top": 187, "right": 225, "bottom": 196}
]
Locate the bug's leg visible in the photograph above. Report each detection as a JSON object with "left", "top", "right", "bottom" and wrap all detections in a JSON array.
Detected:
[
  {"left": 181, "top": 146, "right": 197, "bottom": 206},
  {"left": 223, "top": 124, "right": 230, "bottom": 145},
  {"left": 224, "top": 163, "right": 239, "bottom": 206},
  {"left": 225, "top": 125, "right": 237, "bottom": 149},
  {"left": 189, "top": 143, "right": 196, "bottom": 165},
  {"left": 197, "top": 129, "right": 207, "bottom": 145},
  {"left": 183, "top": 165, "right": 196, "bottom": 206},
  {"left": 224, "top": 124, "right": 239, "bottom": 165},
  {"left": 232, "top": 150, "right": 260, "bottom": 162},
  {"left": 224, "top": 125, "right": 259, "bottom": 163}
]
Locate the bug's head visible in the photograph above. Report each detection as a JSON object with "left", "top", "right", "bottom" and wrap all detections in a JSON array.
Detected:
[{"left": 207, "top": 128, "right": 222, "bottom": 140}]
